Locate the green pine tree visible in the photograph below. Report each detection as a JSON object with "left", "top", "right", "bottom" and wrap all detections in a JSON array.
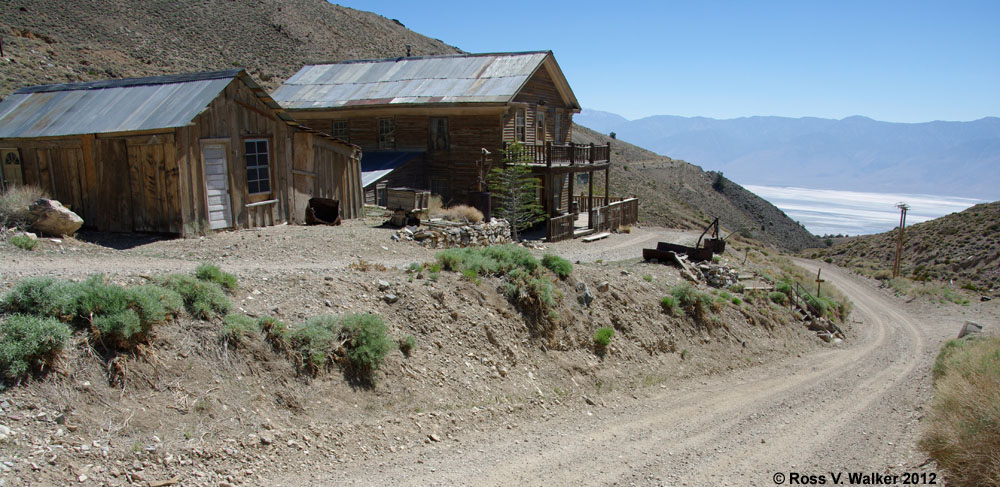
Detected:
[{"left": 489, "top": 143, "right": 545, "bottom": 241}]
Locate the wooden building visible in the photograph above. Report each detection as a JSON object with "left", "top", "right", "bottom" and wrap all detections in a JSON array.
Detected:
[
  {"left": 272, "top": 51, "right": 637, "bottom": 241},
  {"left": 0, "top": 69, "right": 362, "bottom": 235}
]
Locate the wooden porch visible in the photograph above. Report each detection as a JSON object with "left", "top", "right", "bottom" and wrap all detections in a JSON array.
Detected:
[
  {"left": 546, "top": 196, "right": 639, "bottom": 242},
  {"left": 502, "top": 141, "right": 611, "bottom": 168}
]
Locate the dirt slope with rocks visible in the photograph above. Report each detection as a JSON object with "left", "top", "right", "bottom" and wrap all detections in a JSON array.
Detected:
[
  {"left": 573, "top": 124, "right": 822, "bottom": 251},
  {"left": 0, "top": 0, "right": 459, "bottom": 98},
  {"left": 807, "top": 201, "right": 1000, "bottom": 293},
  {"left": 1, "top": 218, "right": 835, "bottom": 486}
]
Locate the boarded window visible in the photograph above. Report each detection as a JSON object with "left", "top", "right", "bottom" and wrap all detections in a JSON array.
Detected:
[
  {"left": 515, "top": 109, "right": 526, "bottom": 143},
  {"left": 430, "top": 117, "right": 449, "bottom": 150},
  {"left": 331, "top": 120, "right": 349, "bottom": 142},
  {"left": 245, "top": 139, "right": 271, "bottom": 194},
  {"left": 378, "top": 118, "right": 396, "bottom": 150}
]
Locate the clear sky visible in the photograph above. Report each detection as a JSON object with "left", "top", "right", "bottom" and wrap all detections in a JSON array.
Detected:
[{"left": 330, "top": 0, "right": 999, "bottom": 123}]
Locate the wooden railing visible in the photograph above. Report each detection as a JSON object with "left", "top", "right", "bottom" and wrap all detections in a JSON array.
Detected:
[
  {"left": 246, "top": 199, "right": 278, "bottom": 228},
  {"left": 590, "top": 197, "right": 639, "bottom": 232},
  {"left": 573, "top": 195, "right": 630, "bottom": 214},
  {"left": 547, "top": 213, "right": 576, "bottom": 242},
  {"left": 501, "top": 142, "right": 610, "bottom": 167}
]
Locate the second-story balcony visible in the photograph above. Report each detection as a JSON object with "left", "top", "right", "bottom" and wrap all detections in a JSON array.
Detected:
[{"left": 499, "top": 142, "right": 611, "bottom": 169}]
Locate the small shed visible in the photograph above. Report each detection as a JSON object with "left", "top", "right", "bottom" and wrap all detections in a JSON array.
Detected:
[{"left": 0, "top": 69, "right": 362, "bottom": 235}]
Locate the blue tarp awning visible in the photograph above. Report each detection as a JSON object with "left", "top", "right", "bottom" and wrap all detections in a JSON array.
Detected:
[{"left": 361, "top": 151, "right": 422, "bottom": 188}]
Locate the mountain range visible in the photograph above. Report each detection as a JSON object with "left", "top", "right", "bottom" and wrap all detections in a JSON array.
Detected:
[{"left": 576, "top": 110, "right": 1000, "bottom": 200}]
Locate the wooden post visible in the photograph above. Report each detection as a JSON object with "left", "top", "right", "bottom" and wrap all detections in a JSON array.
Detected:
[
  {"left": 588, "top": 169, "right": 594, "bottom": 229},
  {"left": 815, "top": 268, "right": 825, "bottom": 297},
  {"left": 545, "top": 141, "right": 551, "bottom": 168},
  {"left": 892, "top": 203, "right": 909, "bottom": 278},
  {"left": 604, "top": 167, "right": 610, "bottom": 207},
  {"left": 568, "top": 170, "right": 574, "bottom": 215},
  {"left": 569, "top": 142, "right": 575, "bottom": 166},
  {"left": 589, "top": 143, "right": 594, "bottom": 165}
]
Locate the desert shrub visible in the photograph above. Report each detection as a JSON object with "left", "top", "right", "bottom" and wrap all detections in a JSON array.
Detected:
[
  {"left": 76, "top": 277, "right": 181, "bottom": 346},
  {"left": 195, "top": 263, "right": 238, "bottom": 291},
  {"left": 660, "top": 296, "right": 678, "bottom": 314},
  {"left": 258, "top": 316, "right": 289, "bottom": 350},
  {"left": 437, "top": 244, "right": 538, "bottom": 276},
  {"left": 9, "top": 234, "right": 37, "bottom": 251},
  {"left": 541, "top": 254, "right": 573, "bottom": 279},
  {"left": 593, "top": 327, "right": 614, "bottom": 348},
  {"left": 340, "top": 313, "right": 392, "bottom": 378},
  {"left": 804, "top": 294, "right": 828, "bottom": 316},
  {"left": 436, "top": 204, "right": 484, "bottom": 223},
  {"left": 0, "top": 185, "right": 45, "bottom": 230},
  {"left": 399, "top": 335, "right": 417, "bottom": 357},
  {"left": 0, "top": 314, "right": 72, "bottom": 381},
  {"left": 767, "top": 291, "right": 788, "bottom": 305},
  {"left": 221, "top": 314, "right": 258, "bottom": 346},
  {"left": 155, "top": 274, "right": 231, "bottom": 319},
  {"left": 919, "top": 337, "right": 1000, "bottom": 487},
  {"left": 775, "top": 280, "right": 793, "bottom": 297},
  {"left": 670, "top": 284, "right": 713, "bottom": 321},
  {"left": 732, "top": 297, "right": 742, "bottom": 305},
  {"left": 642, "top": 274, "right": 653, "bottom": 282},
  {"left": 1, "top": 277, "right": 78, "bottom": 319},
  {"left": 289, "top": 315, "right": 341, "bottom": 375}
]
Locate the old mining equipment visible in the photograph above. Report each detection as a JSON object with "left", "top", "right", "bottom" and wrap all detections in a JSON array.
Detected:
[{"left": 642, "top": 217, "right": 727, "bottom": 263}]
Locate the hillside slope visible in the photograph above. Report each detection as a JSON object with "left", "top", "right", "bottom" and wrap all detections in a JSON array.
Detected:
[
  {"left": 808, "top": 201, "right": 1000, "bottom": 293},
  {"left": 573, "top": 124, "right": 821, "bottom": 251},
  {"left": 0, "top": 0, "right": 460, "bottom": 98}
]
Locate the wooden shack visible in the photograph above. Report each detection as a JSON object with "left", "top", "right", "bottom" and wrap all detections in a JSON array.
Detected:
[
  {"left": 272, "top": 51, "right": 636, "bottom": 241},
  {"left": 0, "top": 69, "right": 362, "bottom": 235}
]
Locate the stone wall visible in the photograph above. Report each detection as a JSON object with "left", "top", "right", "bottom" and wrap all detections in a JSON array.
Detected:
[{"left": 392, "top": 219, "right": 512, "bottom": 248}]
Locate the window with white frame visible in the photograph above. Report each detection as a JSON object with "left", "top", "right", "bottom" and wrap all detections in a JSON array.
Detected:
[
  {"left": 245, "top": 139, "right": 271, "bottom": 194},
  {"left": 331, "top": 120, "right": 349, "bottom": 142},
  {"left": 378, "top": 118, "right": 396, "bottom": 149},
  {"left": 515, "top": 109, "right": 526, "bottom": 142}
]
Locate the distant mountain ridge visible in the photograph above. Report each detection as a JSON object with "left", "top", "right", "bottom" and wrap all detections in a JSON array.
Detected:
[{"left": 577, "top": 110, "right": 1000, "bottom": 200}]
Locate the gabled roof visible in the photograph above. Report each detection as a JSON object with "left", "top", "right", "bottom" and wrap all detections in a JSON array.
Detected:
[
  {"left": 0, "top": 70, "right": 312, "bottom": 139},
  {"left": 272, "top": 51, "right": 580, "bottom": 111}
]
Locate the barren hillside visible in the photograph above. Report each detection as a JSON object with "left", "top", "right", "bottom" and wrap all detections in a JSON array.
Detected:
[
  {"left": 807, "top": 201, "right": 1000, "bottom": 293},
  {"left": 0, "top": 0, "right": 459, "bottom": 98},
  {"left": 573, "top": 124, "right": 822, "bottom": 251}
]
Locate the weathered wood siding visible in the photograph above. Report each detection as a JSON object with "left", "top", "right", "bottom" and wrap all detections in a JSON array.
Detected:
[{"left": 291, "top": 132, "right": 363, "bottom": 221}]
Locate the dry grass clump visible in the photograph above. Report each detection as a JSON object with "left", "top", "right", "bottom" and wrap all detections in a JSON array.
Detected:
[
  {"left": 0, "top": 185, "right": 46, "bottom": 230},
  {"left": 426, "top": 195, "right": 483, "bottom": 223},
  {"left": 919, "top": 337, "right": 1000, "bottom": 487}
]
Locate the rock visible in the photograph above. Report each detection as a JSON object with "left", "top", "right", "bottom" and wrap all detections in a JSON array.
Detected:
[
  {"left": 596, "top": 281, "right": 610, "bottom": 293},
  {"left": 429, "top": 290, "right": 445, "bottom": 303},
  {"left": 578, "top": 284, "right": 594, "bottom": 307},
  {"left": 383, "top": 293, "right": 398, "bottom": 304},
  {"left": 584, "top": 397, "right": 597, "bottom": 406},
  {"left": 428, "top": 434, "right": 442, "bottom": 442},
  {"left": 0, "top": 424, "right": 11, "bottom": 440},
  {"left": 958, "top": 321, "right": 983, "bottom": 339},
  {"left": 28, "top": 198, "right": 83, "bottom": 236},
  {"left": 377, "top": 279, "right": 391, "bottom": 291},
  {"left": 259, "top": 432, "right": 274, "bottom": 446}
]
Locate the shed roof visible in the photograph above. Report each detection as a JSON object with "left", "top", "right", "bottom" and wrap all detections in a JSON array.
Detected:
[
  {"left": 272, "top": 51, "right": 580, "bottom": 111},
  {"left": 0, "top": 69, "right": 344, "bottom": 141},
  {"left": 361, "top": 151, "right": 423, "bottom": 188}
]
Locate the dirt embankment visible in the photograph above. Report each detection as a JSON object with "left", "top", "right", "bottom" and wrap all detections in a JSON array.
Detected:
[{"left": 0, "top": 220, "right": 839, "bottom": 486}]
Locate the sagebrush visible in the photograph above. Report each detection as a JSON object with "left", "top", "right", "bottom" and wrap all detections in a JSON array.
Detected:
[{"left": 0, "top": 314, "right": 72, "bottom": 381}]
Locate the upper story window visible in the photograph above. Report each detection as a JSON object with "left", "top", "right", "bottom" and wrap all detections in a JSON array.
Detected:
[
  {"left": 378, "top": 118, "right": 396, "bottom": 150},
  {"left": 554, "top": 110, "right": 563, "bottom": 144},
  {"left": 430, "top": 117, "right": 449, "bottom": 151},
  {"left": 515, "top": 109, "right": 526, "bottom": 143},
  {"left": 245, "top": 139, "right": 270, "bottom": 194},
  {"left": 331, "top": 120, "right": 349, "bottom": 142}
]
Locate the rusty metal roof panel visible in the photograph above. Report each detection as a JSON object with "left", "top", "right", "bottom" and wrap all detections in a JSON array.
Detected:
[
  {"left": 0, "top": 72, "right": 237, "bottom": 138},
  {"left": 273, "top": 52, "right": 550, "bottom": 109}
]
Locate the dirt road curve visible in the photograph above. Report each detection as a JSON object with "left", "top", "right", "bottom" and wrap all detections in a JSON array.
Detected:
[{"left": 269, "top": 259, "right": 949, "bottom": 487}]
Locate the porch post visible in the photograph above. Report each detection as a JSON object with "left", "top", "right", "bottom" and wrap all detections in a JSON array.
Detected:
[
  {"left": 605, "top": 167, "right": 610, "bottom": 206},
  {"left": 588, "top": 169, "right": 594, "bottom": 229},
  {"left": 568, "top": 170, "right": 575, "bottom": 216}
]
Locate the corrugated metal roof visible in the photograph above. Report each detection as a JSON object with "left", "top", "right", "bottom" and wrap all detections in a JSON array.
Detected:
[
  {"left": 273, "top": 52, "right": 553, "bottom": 110},
  {"left": 361, "top": 151, "right": 422, "bottom": 188},
  {"left": 0, "top": 70, "right": 245, "bottom": 138}
]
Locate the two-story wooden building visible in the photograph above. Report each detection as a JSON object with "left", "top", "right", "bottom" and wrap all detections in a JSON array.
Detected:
[{"left": 272, "top": 51, "right": 636, "bottom": 240}]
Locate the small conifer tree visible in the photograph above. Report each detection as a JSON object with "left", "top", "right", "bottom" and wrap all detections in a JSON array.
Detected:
[{"left": 488, "top": 143, "right": 545, "bottom": 241}]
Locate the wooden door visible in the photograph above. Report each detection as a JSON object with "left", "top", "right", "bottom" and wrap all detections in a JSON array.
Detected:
[
  {"left": 202, "top": 142, "right": 233, "bottom": 229},
  {"left": 1, "top": 149, "right": 23, "bottom": 190}
]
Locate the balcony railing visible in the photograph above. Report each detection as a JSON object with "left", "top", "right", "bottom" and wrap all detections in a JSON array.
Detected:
[{"left": 500, "top": 142, "right": 610, "bottom": 167}]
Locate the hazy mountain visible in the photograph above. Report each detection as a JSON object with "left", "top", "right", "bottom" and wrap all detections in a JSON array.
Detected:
[{"left": 576, "top": 110, "right": 1000, "bottom": 200}]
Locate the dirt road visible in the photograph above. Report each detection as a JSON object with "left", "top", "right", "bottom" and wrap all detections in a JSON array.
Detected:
[{"left": 269, "top": 260, "right": 951, "bottom": 486}]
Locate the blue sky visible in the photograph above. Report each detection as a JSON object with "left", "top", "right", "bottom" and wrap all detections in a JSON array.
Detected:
[{"left": 331, "top": 1, "right": 1000, "bottom": 123}]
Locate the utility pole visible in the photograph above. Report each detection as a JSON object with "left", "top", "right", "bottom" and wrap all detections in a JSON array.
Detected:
[{"left": 892, "top": 202, "right": 909, "bottom": 278}]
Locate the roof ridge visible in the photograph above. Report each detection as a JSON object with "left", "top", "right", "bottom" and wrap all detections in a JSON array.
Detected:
[
  {"left": 14, "top": 69, "right": 245, "bottom": 94},
  {"left": 302, "top": 50, "right": 551, "bottom": 67}
]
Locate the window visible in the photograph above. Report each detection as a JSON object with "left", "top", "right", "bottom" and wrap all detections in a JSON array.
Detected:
[
  {"left": 1, "top": 149, "right": 24, "bottom": 190},
  {"left": 535, "top": 109, "right": 545, "bottom": 143},
  {"left": 515, "top": 109, "right": 526, "bottom": 142},
  {"left": 331, "top": 120, "right": 349, "bottom": 142},
  {"left": 245, "top": 139, "right": 270, "bottom": 194},
  {"left": 430, "top": 117, "right": 449, "bottom": 150},
  {"left": 378, "top": 118, "right": 396, "bottom": 149},
  {"left": 554, "top": 111, "right": 563, "bottom": 144}
]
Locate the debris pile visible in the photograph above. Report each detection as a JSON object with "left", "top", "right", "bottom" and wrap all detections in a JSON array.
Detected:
[
  {"left": 392, "top": 219, "right": 512, "bottom": 248},
  {"left": 698, "top": 264, "right": 740, "bottom": 288}
]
